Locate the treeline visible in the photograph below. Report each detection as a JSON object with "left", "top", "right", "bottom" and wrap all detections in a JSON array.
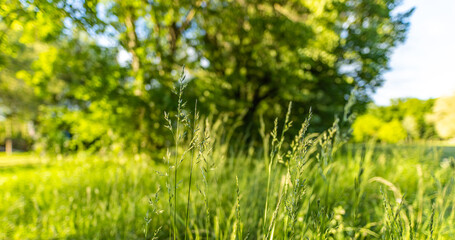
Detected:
[
  {"left": 0, "top": 0, "right": 413, "bottom": 153},
  {"left": 352, "top": 95, "right": 455, "bottom": 143}
]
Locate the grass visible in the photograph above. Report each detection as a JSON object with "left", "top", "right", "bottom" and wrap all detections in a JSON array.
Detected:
[
  {"left": 2, "top": 85, "right": 455, "bottom": 239},
  {"left": 1, "top": 137, "right": 455, "bottom": 239}
]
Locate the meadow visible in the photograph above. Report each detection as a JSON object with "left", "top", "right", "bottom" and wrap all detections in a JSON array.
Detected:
[
  {"left": 2, "top": 1, "right": 452, "bottom": 239},
  {"left": 1, "top": 114, "right": 455, "bottom": 239}
]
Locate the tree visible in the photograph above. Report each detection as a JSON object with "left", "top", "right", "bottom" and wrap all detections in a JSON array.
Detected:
[
  {"left": 0, "top": 12, "right": 44, "bottom": 151},
  {"left": 352, "top": 98, "right": 437, "bottom": 143},
  {"left": 1, "top": 0, "right": 414, "bottom": 152},
  {"left": 377, "top": 119, "right": 407, "bottom": 143},
  {"left": 192, "top": 0, "right": 413, "bottom": 132},
  {"left": 427, "top": 94, "right": 455, "bottom": 140},
  {"left": 352, "top": 114, "right": 384, "bottom": 142},
  {"left": 2, "top": 0, "right": 195, "bottom": 152}
]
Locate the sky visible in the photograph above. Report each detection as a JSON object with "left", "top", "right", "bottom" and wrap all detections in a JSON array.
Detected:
[{"left": 372, "top": 0, "right": 455, "bottom": 105}]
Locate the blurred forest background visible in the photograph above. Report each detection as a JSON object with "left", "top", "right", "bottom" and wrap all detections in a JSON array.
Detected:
[{"left": 2, "top": 0, "right": 438, "bottom": 154}]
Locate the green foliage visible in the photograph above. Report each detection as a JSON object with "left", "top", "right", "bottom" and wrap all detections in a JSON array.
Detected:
[
  {"left": 0, "top": 18, "right": 42, "bottom": 150},
  {"left": 352, "top": 114, "right": 384, "bottom": 142},
  {"left": 352, "top": 98, "right": 437, "bottom": 143},
  {"left": 0, "top": 0, "right": 413, "bottom": 151},
  {"left": 378, "top": 98, "right": 436, "bottom": 139},
  {"left": 192, "top": 0, "right": 413, "bottom": 132},
  {"left": 377, "top": 119, "right": 407, "bottom": 144}
]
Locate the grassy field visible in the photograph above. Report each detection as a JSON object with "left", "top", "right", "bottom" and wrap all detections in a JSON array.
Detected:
[
  {"left": 1, "top": 140, "right": 455, "bottom": 239},
  {"left": 1, "top": 96, "right": 454, "bottom": 239}
]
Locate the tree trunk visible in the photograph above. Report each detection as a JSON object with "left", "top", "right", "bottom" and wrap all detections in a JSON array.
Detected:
[
  {"left": 5, "top": 118, "right": 12, "bottom": 155},
  {"left": 125, "top": 8, "right": 143, "bottom": 96},
  {"left": 5, "top": 139, "right": 12, "bottom": 155}
]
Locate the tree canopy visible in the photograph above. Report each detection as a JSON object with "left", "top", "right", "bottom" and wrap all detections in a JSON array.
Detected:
[
  {"left": 428, "top": 94, "right": 455, "bottom": 140},
  {"left": 0, "top": 0, "right": 413, "bottom": 152}
]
